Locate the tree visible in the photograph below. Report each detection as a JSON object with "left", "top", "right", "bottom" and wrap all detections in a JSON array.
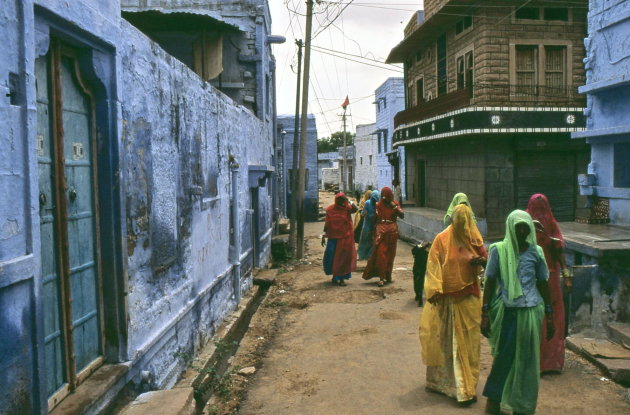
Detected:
[{"left": 317, "top": 131, "right": 355, "bottom": 153}]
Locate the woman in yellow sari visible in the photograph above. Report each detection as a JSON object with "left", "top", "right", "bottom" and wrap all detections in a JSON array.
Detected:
[{"left": 419, "top": 204, "right": 487, "bottom": 404}]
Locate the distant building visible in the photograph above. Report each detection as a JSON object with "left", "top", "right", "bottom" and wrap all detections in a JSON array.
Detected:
[
  {"left": 375, "top": 78, "right": 405, "bottom": 194},
  {"left": 337, "top": 145, "right": 355, "bottom": 194},
  {"left": 387, "top": 0, "right": 589, "bottom": 239},
  {"left": 0, "top": 1, "right": 280, "bottom": 413},
  {"left": 278, "top": 114, "right": 319, "bottom": 221},
  {"left": 317, "top": 151, "right": 339, "bottom": 188},
  {"left": 354, "top": 123, "right": 377, "bottom": 193}
]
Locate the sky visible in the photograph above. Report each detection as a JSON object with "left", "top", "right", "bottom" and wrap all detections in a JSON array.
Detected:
[{"left": 268, "top": 1, "right": 423, "bottom": 138}]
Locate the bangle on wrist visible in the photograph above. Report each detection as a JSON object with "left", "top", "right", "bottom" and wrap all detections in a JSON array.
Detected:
[{"left": 545, "top": 304, "right": 553, "bottom": 314}]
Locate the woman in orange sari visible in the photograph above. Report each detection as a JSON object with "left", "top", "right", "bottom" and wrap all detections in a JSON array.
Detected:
[
  {"left": 362, "top": 187, "right": 404, "bottom": 287},
  {"left": 419, "top": 204, "right": 487, "bottom": 404}
]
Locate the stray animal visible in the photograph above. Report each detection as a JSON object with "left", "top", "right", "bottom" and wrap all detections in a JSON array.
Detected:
[{"left": 411, "top": 241, "right": 431, "bottom": 307}]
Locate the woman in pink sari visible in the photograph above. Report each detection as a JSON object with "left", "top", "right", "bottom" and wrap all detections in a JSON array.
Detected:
[
  {"left": 362, "top": 187, "right": 404, "bottom": 287},
  {"left": 527, "top": 193, "right": 571, "bottom": 372}
]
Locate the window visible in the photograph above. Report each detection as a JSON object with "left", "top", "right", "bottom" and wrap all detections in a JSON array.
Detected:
[
  {"left": 377, "top": 133, "right": 381, "bottom": 153},
  {"left": 456, "top": 50, "right": 474, "bottom": 95},
  {"left": 455, "top": 15, "right": 473, "bottom": 35},
  {"left": 544, "top": 46, "right": 566, "bottom": 95},
  {"left": 369, "top": 155, "right": 373, "bottom": 165},
  {"left": 514, "top": 7, "right": 569, "bottom": 22},
  {"left": 383, "top": 98, "right": 387, "bottom": 109},
  {"left": 360, "top": 156, "right": 363, "bottom": 165},
  {"left": 614, "top": 143, "right": 630, "bottom": 187},
  {"left": 544, "top": 8, "right": 569, "bottom": 21},
  {"left": 513, "top": 44, "right": 567, "bottom": 96},
  {"left": 416, "top": 78, "right": 424, "bottom": 104},
  {"left": 515, "top": 7, "right": 540, "bottom": 20},
  {"left": 376, "top": 101, "right": 380, "bottom": 112},
  {"left": 515, "top": 45, "right": 537, "bottom": 95},
  {"left": 436, "top": 34, "right": 447, "bottom": 95},
  {"left": 383, "top": 129, "right": 389, "bottom": 153}
]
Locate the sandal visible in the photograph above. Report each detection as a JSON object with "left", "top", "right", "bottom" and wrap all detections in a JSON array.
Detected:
[
  {"left": 338, "top": 280, "right": 347, "bottom": 286},
  {"left": 377, "top": 280, "right": 385, "bottom": 287}
]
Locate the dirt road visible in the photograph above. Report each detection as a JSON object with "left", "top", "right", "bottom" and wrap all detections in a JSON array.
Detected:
[{"left": 221, "top": 193, "right": 630, "bottom": 415}]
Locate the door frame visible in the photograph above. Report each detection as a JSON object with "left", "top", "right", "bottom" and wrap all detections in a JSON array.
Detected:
[
  {"left": 45, "top": 39, "right": 107, "bottom": 411},
  {"left": 34, "top": 9, "right": 128, "bottom": 413}
]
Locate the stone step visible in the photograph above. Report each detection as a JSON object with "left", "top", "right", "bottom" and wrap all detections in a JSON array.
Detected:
[
  {"left": 119, "top": 387, "right": 195, "bottom": 415},
  {"left": 607, "top": 322, "right": 630, "bottom": 347},
  {"left": 566, "top": 336, "right": 630, "bottom": 384}
]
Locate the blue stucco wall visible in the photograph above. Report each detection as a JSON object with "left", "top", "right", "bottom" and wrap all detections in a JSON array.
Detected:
[
  {"left": 375, "top": 78, "right": 405, "bottom": 195},
  {"left": 278, "top": 114, "right": 319, "bottom": 221},
  {"left": 574, "top": 0, "right": 630, "bottom": 225},
  {"left": 0, "top": 0, "right": 277, "bottom": 412}
]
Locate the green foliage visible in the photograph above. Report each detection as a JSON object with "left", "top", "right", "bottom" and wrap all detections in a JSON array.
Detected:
[{"left": 317, "top": 131, "right": 355, "bottom": 154}]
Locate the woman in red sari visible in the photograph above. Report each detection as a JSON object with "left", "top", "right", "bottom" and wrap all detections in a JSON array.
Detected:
[
  {"left": 362, "top": 187, "right": 404, "bottom": 287},
  {"left": 527, "top": 193, "right": 571, "bottom": 373},
  {"left": 321, "top": 193, "right": 358, "bottom": 286}
]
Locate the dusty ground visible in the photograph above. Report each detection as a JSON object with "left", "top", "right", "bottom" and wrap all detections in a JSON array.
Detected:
[{"left": 207, "top": 192, "right": 630, "bottom": 415}]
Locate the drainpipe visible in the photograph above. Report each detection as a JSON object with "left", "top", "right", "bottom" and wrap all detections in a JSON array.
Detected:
[{"left": 230, "top": 156, "right": 241, "bottom": 303}]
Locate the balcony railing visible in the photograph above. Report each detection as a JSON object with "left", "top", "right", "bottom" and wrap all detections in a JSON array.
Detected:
[
  {"left": 394, "top": 84, "right": 585, "bottom": 128},
  {"left": 394, "top": 87, "right": 471, "bottom": 128}
]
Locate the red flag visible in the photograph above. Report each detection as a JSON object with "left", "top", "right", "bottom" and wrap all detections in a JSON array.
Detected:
[{"left": 341, "top": 95, "right": 349, "bottom": 109}]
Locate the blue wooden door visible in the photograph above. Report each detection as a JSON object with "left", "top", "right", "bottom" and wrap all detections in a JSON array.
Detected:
[{"left": 36, "top": 42, "right": 103, "bottom": 408}]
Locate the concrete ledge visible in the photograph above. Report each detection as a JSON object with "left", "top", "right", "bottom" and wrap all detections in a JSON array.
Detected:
[
  {"left": 607, "top": 322, "right": 630, "bottom": 347},
  {"left": 567, "top": 336, "right": 630, "bottom": 385},
  {"left": 397, "top": 206, "right": 487, "bottom": 243},
  {"left": 50, "top": 364, "right": 129, "bottom": 415},
  {"left": 120, "top": 387, "right": 194, "bottom": 415}
]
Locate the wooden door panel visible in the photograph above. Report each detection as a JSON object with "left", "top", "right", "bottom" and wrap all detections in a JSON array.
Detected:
[
  {"left": 60, "top": 56, "right": 101, "bottom": 374},
  {"left": 37, "top": 55, "right": 69, "bottom": 397}
]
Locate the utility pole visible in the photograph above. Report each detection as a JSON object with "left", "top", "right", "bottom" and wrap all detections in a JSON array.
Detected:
[
  {"left": 289, "top": 39, "right": 303, "bottom": 254},
  {"left": 296, "top": 0, "right": 314, "bottom": 259},
  {"left": 342, "top": 107, "right": 347, "bottom": 193}
]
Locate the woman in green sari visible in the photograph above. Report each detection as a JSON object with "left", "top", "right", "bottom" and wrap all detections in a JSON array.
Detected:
[
  {"left": 481, "top": 210, "right": 555, "bottom": 415},
  {"left": 444, "top": 193, "right": 476, "bottom": 227}
]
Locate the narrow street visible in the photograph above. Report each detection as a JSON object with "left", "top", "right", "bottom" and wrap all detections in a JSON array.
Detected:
[{"left": 226, "top": 193, "right": 630, "bottom": 415}]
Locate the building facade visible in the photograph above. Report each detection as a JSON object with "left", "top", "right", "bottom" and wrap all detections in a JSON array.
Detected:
[
  {"left": 353, "top": 123, "right": 377, "bottom": 193},
  {"left": 317, "top": 151, "right": 338, "bottom": 189},
  {"left": 374, "top": 78, "right": 405, "bottom": 194},
  {"left": 0, "top": 1, "right": 279, "bottom": 414},
  {"left": 573, "top": 0, "right": 630, "bottom": 226},
  {"left": 558, "top": 0, "right": 630, "bottom": 348},
  {"left": 278, "top": 114, "right": 319, "bottom": 221},
  {"left": 387, "top": 0, "right": 590, "bottom": 238}
]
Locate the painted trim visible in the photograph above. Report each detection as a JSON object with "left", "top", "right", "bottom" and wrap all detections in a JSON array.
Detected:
[{"left": 394, "top": 127, "right": 585, "bottom": 147}]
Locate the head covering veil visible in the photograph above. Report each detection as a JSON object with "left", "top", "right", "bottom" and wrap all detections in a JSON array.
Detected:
[
  {"left": 489, "top": 210, "right": 545, "bottom": 302},
  {"left": 444, "top": 193, "right": 476, "bottom": 225},
  {"left": 526, "top": 193, "right": 564, "bottom": 245},
  {"left": 363, "top": 190, "right": 380, "bottom": 220}
]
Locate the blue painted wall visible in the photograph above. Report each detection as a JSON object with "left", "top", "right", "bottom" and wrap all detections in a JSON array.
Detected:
[
  {"left": 574, "top": 0, "right": 630, "bottom": 225},
  {"left": 375, "top": 78, "right": 405, "bottom": 195},
  {"left": 278, "top": 114, "right": 319, "bottom": 221},
  {"left": 0, "top": 0, "right": 278, "bottom": 413}
]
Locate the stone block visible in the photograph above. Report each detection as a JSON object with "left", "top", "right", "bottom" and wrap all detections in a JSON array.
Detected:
[
  {"left": 120, "top": 387, "right": 194, "bottom": 415},
  {"left": 486, "top": 167, "right": 499, "bottom": 182}
]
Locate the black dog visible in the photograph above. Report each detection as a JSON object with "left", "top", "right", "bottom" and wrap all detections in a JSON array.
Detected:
[{"left": 411, "top": 241, "right": 431, "bottom": 307}]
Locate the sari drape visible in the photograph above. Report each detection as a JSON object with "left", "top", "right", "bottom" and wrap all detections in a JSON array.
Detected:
[
  {"left": 362, "top": 188, "right": 401, "bottom": 281},
  {"left": 420, "top": 204, "right": 485, "bottom": 402},
  {"left": 527, "top": 193, "right": 565, "bottom": 372}
]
